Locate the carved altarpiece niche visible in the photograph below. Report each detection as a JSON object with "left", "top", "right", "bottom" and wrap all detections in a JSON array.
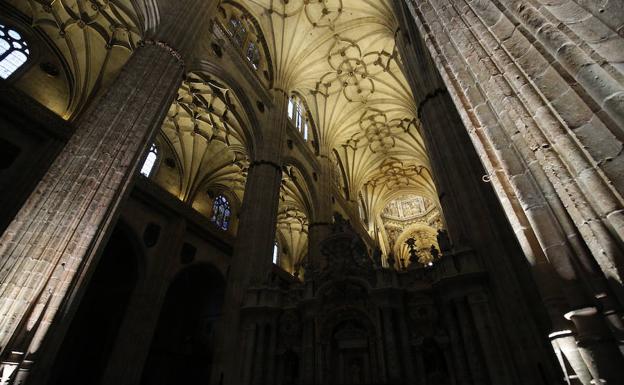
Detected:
[{"left": 239, "top": 217, "right": 507, "bottom": 385}]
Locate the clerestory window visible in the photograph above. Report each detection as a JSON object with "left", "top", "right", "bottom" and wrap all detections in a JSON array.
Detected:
[
  {"left": 226, "top": 17, "right": 260, "bottom": 70},
  {"left": 287, "top": 95, "right": 310, "bottom": 141},
  {"left": 140, "top": 144, "right": 158, "bottom": 177},
  {"left": 0, "top": 24, "right": 29, "bottom": 79},
  {"left": 211, "top": 195, "right": 231, "bottom": 231},
  {"left": 272, "top": 241, "right": 279, "bottom": 264}
]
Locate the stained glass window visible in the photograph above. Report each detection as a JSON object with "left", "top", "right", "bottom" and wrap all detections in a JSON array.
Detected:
[
  {"left": 228, "top": 18, "right": 246, "bottom": 47},
  {"left": 0, "top": 25, "right": 29, "bottom": 79},
  {"left": 140, "top": 144, "right": 158, "bottom": 177},
  {"left": 211, "top": 195, "right": 231, "bottom": 231},
  {"left": 225, "top": 17, "right": 263, "bottom": 71},
  {"left": 246, "top": 42, "right": 260, "bottom": 70}
]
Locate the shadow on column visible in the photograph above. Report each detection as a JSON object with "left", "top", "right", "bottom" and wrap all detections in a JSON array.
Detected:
[
  {"left": 47, "top": 224, "right": 141, "bottom": 385},
  {"left": 140, "top": 264, "right": 225, "bottom": 385}
]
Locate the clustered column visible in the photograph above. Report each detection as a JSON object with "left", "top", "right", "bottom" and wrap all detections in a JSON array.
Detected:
[
  {"left": 213, "top": 89, "right": 290, "bottom": 385},
  {"left": 393, "top": 0, "right": 624, "bottom": 383},
  {"left": 0, "top": 0, "right": 218, "bottom": 382}
]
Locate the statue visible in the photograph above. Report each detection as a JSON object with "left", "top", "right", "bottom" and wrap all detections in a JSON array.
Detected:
[
  {"left": 436, "top": 229, "right": 451, "bottom": 253},
  {"left": 332, "top": 212, "right": 350, "bottom": 232},
  {"left": 405, "top": 237, "right": 419, "bottom": 264},
  {"left": 430, "top": 245, "right": 440, "bottom": 260}
]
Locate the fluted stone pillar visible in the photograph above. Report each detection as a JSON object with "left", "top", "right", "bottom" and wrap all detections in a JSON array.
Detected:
[
  {"left": 307, "top": 153, "right": 334, "bottom": 270},
  {"left": 213, "top": 90, "right": 289, "bottom": 385},
  {"left": 394, "top": 0, "right": 624, "bottom": 381},
  {"left": 0, "top": 0, "right": 218, "bottom": 382}
]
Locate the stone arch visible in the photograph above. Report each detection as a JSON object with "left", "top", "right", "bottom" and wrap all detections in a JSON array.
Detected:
[
  {"left": 148, "top": 71, "right": 253, "bottom": 231},
  {"left": 194, "top": 59, "right": 263, "bottom": 158},
  {"left": 141, "top": 263, "right": 226, "bottom": 385},
  {"left": 130, "top": 0, "right": 160, "bottom": 36},
  {"left": 318, "top": 305, "right": 381, "bottom": 385},
  {"left": 4, "top": 0, "right": 143, "bottom": 118},
  {"left": 393, "top": 222, "right": 439, "bottom": 265},
  {"left": 0, "top": 10, "right": 72, "bottom": 116},
  {"left": 215, "top": 1, "right": 274, "bottom": 86},
  {"left": 46, "top": 219, "right": 144, "bottom": 385},
  {"left": 276, "top": 160, "right": 317, "bottom": 274}
]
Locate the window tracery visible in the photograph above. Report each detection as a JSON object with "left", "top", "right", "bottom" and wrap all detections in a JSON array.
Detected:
[
  {"left": 140, "top": 144, "right": 158, "bottom": 177},
  {"left": 218, "top": 6, "right": 269, "bottom": 77},
  {"left": 211, "top": 195, "right": 231, "bottom": 231},
  {"left": 288, "top": 95, "right": 311, "bottom": 141},
  {"left": 0, "top": 24, "right": 29, "bottom": 79}
]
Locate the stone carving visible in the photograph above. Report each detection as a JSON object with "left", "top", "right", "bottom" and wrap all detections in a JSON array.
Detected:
[
  {"left": 366, "top": 158, "right": 426, "bottom": 189},
  {"left": 304, "top": 0, "right": 343, "bottom": 28},
  {"left": 345, "top": 110, "right": 416, "bottom": 154},
  {"left": 315, "top": 36, "right": 396, "bottom": 103},
  {"left": 436, "top": 229, "right": 452, "bottom": 253}
]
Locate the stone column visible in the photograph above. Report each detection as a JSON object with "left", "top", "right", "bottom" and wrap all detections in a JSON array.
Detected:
[
  {"left": 97, "top": 218, "right": 187, "bottom": 385},
  {"left": 467, "top": 291, "right": 515, "bottom": 384},
  {"left": 381, "top": 308, "right": 401, "bottom": 381},
  {"left": 565, "top": 307, "right": 624, "bottom": 384},
  {"left": 0, "top": 0, "right": 218, "bottom": 381},
  {"left": 393, "top": 0, "right": 623, "bottom": 382},
  {"left": 213, "top": 90, "right": 289, "bottom": 385},
  {"left": 300, "top": 315, "right": 316, "bottom": 385},
  {"left": 307, "top": 153, "right": 334, "bottom": 270}
]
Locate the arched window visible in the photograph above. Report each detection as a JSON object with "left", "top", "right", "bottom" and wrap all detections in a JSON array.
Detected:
[
  {"left": 287, "top": 95, "right": 311, "bottom": 141},
  {"left": 140, "top": 144, "right": 158, "bottom": 177},
  {"left": 0, "top": 24, "right": 29, "bottom": 79},
  {"left": 228, "top": 18, "right": 246, "bottom": 47},
  {"left": 246, "top": 42, "right": 260, "bottom": 70},
  {"left": 272, "top": 241, "right": 279, "bottom": 264},
  {"left": 211, "top": 195, "right": 231, "bottom": 231},
  {"left": 225, "top": 16, "right": 260, "bottom": 70}
]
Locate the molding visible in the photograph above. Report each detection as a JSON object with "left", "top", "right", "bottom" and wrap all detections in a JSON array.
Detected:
[
  {"left": 249, "top": 159, "right": 282, "bottom": 171},
  {"left": 417, "top": 88, "right": 448, "bottom": 119},
  {"left": 140, "top": 39, "right": 185, "bottom": 67},
  {"left": 309, "top": 222, "right": 331, "bottom": 228}
]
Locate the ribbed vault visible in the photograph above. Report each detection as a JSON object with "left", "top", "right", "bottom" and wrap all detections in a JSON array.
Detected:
[
  {"left": 152, "top": 71, "right": 251, "bottom": 231},
  {"left": 277, "top": 164, "right": 312, "bottom": 275},
  {"left": 236, "top": 0, "right": 441, "bottom": 265},
  {"left": 8, "top": 0, "right": 142, "bottom": 118}
]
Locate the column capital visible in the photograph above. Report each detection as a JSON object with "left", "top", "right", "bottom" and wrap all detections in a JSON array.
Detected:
[
  {"left": 249, "top": 160, "right": 282, "bottom": 172},
  {"left": 139, "top": 40, "right": 185, "bottom": 67},
  {"left": 417, "top": 88, "right": 448, "bottom": 119}
]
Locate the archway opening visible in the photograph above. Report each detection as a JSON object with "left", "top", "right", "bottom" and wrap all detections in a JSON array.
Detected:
[
  {"left": 48, "top": 225, "right": 140, "bottom": 385},
  {"left": 140, "top": 264, "right": 225, "bottom": 385}
]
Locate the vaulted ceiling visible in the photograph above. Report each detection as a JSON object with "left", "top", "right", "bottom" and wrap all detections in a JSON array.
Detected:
[
  {"left": 8, "top": 0, "right": 141, "bottom": 118},
  {"left": 235, "top": 0, "right": 440, "bottom": 261},
  {"left": 5, "top": 0, "right": 444, "bottom": 268}
]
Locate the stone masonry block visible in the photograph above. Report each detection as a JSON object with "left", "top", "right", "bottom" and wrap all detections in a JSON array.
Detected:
[
  {"left": 533, "top": 66, "right": 570, "bottom": 101},
  {"left": 550, "top": 89, "right": 593, "bottom": 129}
]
